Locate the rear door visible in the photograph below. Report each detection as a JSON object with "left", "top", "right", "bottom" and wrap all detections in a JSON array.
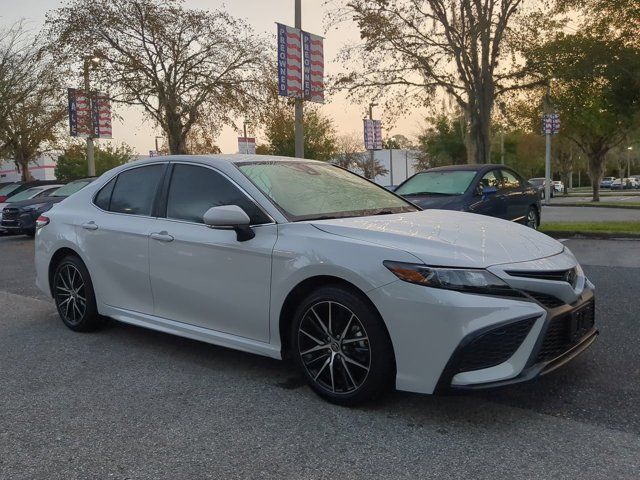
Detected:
[
  {"left": 76, "top": 163, "right": 166, "bottom": 314},
  {"left": 148, "top": 162, "right": 277, "bottom": 342}
]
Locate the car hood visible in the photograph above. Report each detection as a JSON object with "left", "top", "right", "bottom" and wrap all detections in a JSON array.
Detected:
[
  {"left": 3, "top": 196, "right": 64, "bottom": 209},
  {"left": 402, "top": 194, "right": 464, "bottom": 210},
  {"left": 311, "top": 210, "right": 563, "bottom": 269}
]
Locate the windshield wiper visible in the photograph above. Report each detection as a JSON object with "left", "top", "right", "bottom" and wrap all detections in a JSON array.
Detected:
[{"left": 402, "top": 191, "right": 455, "bottom": 196}]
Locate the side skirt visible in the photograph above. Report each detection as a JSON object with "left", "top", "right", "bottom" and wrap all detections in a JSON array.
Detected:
[{"left": 99, "top": 304, "right": 283, "bottom": 360}]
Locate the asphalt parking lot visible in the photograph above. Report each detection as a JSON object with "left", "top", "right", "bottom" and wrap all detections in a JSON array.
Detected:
[{"left": 1, "top": 235, "right": 639, "bottom": 479}]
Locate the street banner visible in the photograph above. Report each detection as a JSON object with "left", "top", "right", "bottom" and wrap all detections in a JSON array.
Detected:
[
  {"left": 303, "top": 31, "right": 324, "bottom": 103},
  {"left": 238, "top": 137, "right": 256, "bottom": 155},
  {"left": 68, "top": 88, "right": 113, "bottom": 139},
  {"left": 542, "top": 112, "right": 560, "bottom": 135},
  {"left": 373, "top": 120, "right": 383, "bottom": 150},
  {"left": 364, "top": 119, "right": 383, "bottom": 150},
  {"left": 277, "top": 23, "right": 303, "bottom": 98}
]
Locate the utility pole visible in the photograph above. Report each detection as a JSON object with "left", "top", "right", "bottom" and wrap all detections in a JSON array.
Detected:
[
  {"left": 369, "top": 102, "right": 377, "bottom": 179},
  {"left": 294, "top": 0, "right": 304, "bottom": 158},
  {"left": 83, "top": 58, "right": 95, "bottom": 177},
  {"left": 155, "top": 136, "right": 163, "bottom": 154},
  {"left": 544, "top": 80, "right": 553, "bottom": 205},
  {"left": 628, "top": 146, "right": 633, "bottom": 178},
  {"left": 500, "top": 130, "right": 505, "bottom": 165}
]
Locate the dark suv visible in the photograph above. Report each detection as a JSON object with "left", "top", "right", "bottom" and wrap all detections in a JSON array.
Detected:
[
  {"left": 1, "top": 178, "right": 94, "bottom": 236},
  {"left": 395, "top": 164, "right": 542, "bottom": 229}
]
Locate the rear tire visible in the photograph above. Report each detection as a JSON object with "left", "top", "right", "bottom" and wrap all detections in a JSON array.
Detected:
[
  {"left": 291, "top": 285, "right": 395, "bottom": 406},
  {"left": 53, "top": 255, "right": 105, "bottom": 332}
]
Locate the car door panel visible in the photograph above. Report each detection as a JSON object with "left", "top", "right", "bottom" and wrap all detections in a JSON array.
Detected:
[
  {"left": 149, "top": 221, "right": 276, "bottom": 342},
  {"left": 468, "top": 170, "right": 507, "bottom": 219}
]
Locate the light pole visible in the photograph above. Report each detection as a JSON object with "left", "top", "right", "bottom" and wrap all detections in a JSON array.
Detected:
[
  {"left": 83, "top": 56, "right": 100, "bottom": 176},
  {"left": 369, "top": 102, "right": 377, "bottom": 179},
  {"left": 294, "top": 0, "right": 304, "bottom": 158},
  {"left": 628, "top": 146, "right": 633, "bottom": 179},
  {"left": 543, "top": 79, "right": 555, "bottom": 205},
  {"left": 155, "top": 136, "right": 163, "bottom": 154}
]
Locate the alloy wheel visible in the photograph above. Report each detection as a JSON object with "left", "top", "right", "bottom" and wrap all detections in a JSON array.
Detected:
[
  {"left": 55, "top": 264, "right": 87, "bottom": 326},
  {"left": 297, "top": 301, "right": 371, "bottom": 394},
  {"left": 527, "top": 209, "right": 538, "bottom": 229}
]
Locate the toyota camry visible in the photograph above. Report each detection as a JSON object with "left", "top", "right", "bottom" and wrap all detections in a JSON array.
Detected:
[{"left": 34, "top": 156, "right": 597, "bottom": 405}]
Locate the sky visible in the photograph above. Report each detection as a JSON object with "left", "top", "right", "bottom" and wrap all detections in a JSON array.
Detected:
[{"left": 1, "top": 0, "right": 426, "bottom": 155}]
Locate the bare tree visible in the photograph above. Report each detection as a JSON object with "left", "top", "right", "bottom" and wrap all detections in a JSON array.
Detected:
[
  {"left": 334, "top": 134, "right": 364, "bottom": 169},
  {"left": 47, "top": 0, "right": 269, "bottom": 154},
  {"left": 0, "top": 23, "right": 66, "bottom": 180},
  {"left": 330, "top": 0, "right": 541, "bottom": 164}
]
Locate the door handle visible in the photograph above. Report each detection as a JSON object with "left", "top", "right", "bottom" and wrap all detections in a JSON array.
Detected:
[
  {"left": 150, "top": 231, "right": 174, "bottom": 242},
  {"left": 82, "top": 222, "right": 98, "bottom": 231}
]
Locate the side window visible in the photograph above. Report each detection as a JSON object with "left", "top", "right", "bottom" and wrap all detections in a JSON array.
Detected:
[
  {"left": 166, "top": 164, "right": 269, "bottom": 225},
  {"left": 35, "top": 188, "right": 56, "bottom": 198},
  {"left": 94, "top": 177, "right": 117, "bottom": 210},
  {"left": 499, "top": 170, "right": 522, "bottom": 190},
  {"left": 109, "top": 165, "right": 164, "bottom": 215},
  {"left": 479, "top": 171, "right": 501, "bottom": 192}
]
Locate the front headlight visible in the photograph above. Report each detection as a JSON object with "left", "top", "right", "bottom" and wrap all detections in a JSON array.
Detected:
[{"left": 383, "top": 261, "right": 520, "bottom": 297}]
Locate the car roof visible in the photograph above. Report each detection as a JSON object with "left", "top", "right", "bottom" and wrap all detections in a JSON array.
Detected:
[
  {"left": 122, "top": 154, "right": 324, "bottom": 170},
  {"left": 421, "top": 164, "right": 497, "bottom": 173}
]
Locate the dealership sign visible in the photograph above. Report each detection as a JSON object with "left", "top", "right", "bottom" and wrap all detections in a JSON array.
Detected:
[
  {"left": 277, "top": 23, "right": 324, "bottom": 103},
  {"left": 68, "top": 88, "right": 112, "bottom": 139}
]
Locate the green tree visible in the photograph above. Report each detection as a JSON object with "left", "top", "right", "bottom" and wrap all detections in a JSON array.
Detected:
[
  {"left": 55, "top": 143, "right": 135, "bottom": 181},
  {"left": 525, "top": 33, "right": 640, "bottom": 200},
  {"left": 416, "top": 115, "right": 467, "bottom": 169},
  {"left": 262, "top": 106, "right": 337, "bottom": 161}
]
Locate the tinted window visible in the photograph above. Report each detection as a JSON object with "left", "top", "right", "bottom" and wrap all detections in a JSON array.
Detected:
[
  {"left": 479, "top": 171, "right": 501, "bottom": 191},
  {"left": 166, "top": 164, "right": 269, "bottom": 225},
  {"left": 51, "top": 180, "right": 92, "bottom": 197},
  {"left": 500, "top": 170, "right": 521, "bottom": 190},
  {"left": 94, "top": 177, "right": 117, "bottom": 210},
  {"left": 0, "top": 183, "right": 22, "bottom": 196},
  {"left": 110, "top": 165, "right": 164, "bottom": 215}
]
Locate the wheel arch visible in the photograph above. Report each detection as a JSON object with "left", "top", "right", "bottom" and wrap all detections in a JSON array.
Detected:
[
  {"left": 48, "top": 247, "right": 86, "bottom": 297},
  {"left": 278, "top": 275, "right": 394, "bottom": 361}
]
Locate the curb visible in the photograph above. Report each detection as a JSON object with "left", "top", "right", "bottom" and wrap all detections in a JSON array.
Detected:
[
  {"left": 545, "top": 203, "right": 640, "bottom": 210},
  {"left": 542, "top": 230, "right": 640, "bottom": 240}
]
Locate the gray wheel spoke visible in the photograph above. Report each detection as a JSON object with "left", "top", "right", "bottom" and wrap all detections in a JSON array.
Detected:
[
  {"left": 300, "top": 344, "right": 330, "bottom": 356},
  {"left": 341, "top": 356, "right": 357, "bottom": 389},
  {"left": 342, "top": 336, "right": 368, "bottom": 345},
  {"left": 342, "top": 354, "right": 369, "bottom": 372},
  {"left": 310, "top": 307, "right": 330, "bottom": 337},
  {"left": 300, "top": 329, "right": 324, "bottom": 346},
  {"left": 340, "top": 315, "right": 354, "bottom": 340},
  {"left": 314, "top": 356, "right": 331, "bottom": 380},
  {"left": 305, "top": 352, "right": 330, "bottom": 366},
  {"left": 329, "top": 357, "right": 335, "bottom": 392}
]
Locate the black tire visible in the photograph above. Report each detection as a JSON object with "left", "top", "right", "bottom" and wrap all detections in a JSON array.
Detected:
[
  {"left": 526, "top": 206, "right": 539, "bottom": 230},
  {"left": 291, "top": 285, "right": 395, "bottom": 406},
  {"left": 53, "top": 255, "right": 105, "bottom": 332},
  {"left": 25, "top": 228, "right": 36, "bottom": 237}
]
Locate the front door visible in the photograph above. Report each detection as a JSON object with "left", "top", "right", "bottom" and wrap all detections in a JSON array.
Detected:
[
  {"left": 148, "top": 163, "right": 276, "bottom": 343},
  {"left": 469, "top": 169, "right": 507, "bottom": 219}
]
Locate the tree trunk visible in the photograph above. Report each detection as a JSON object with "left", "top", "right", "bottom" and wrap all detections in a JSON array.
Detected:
[
  {"left": 15, "top": 154, "right": 34, "bottom": 182},
  {"left": 588, "top": 152, "right": 606, "bottom": 202}
]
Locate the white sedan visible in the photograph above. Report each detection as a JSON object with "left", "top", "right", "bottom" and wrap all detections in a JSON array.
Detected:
[{"left": 34, "top": 156, "right": 597, "bottom": 405}]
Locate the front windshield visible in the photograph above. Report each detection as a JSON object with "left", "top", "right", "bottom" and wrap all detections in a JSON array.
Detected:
[
  {"left": 0, "top": 183, "right": 21, "bottom": 196},
  {"left": 395, "top": 171, "right": 477, "bottom": 196},
  {"left": 52, "top": 180, "right": 91, "bottom": 197},
  {"left": 7, "top": 187, "right": 43, "bottom": 202},
  {"left": 237, "top": 161, "right": 417, "bottom": 221}
]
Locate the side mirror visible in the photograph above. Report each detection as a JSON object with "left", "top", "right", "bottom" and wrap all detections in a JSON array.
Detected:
[{"left": 203, "top": 205, "right": 255, "bottom": 241}]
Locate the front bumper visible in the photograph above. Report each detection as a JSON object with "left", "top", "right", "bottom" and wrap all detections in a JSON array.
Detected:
[{"left": 0, "top": 212, "right": 36, "bottom": 234}]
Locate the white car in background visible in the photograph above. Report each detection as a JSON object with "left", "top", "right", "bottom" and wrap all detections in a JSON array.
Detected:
[
  {"left": 34, "top": 156, "right": 597, "bottom": 405},
  {"left": 552, "top": 180, "right": 564, "bottom": 193},
  {"left": 0, "top": 184, "right": 63, "bottom": 221}
]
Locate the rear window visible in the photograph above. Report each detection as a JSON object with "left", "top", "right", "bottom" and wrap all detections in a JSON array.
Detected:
[
  {"left": 51, "top": 181, "right": 92, "bottom": 197},
  {"left": 6, "top": 187, "right": 42, "bottom": 202}
]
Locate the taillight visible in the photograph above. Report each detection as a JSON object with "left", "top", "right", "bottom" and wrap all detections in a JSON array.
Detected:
[
  {"left": 36, "top": 215, "right": 50, "bottom": 229},
  {"left": 0, "top": 196, "right": 6, "bottom": 202}
]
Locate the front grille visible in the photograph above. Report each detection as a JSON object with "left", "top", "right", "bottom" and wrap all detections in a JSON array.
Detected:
[
  {"left": 456, "top": 317, "right": 537, "bottom": 372},
  {"left": 536, "top": 300, "right": 595, "bottom": 362},
  {"left": 524, "top": 291, "right": 566, "bottom": 309},
  {"left": 2, "top": 208, "right": 18, "bottom": 221},
  {"left": 507, "top": 268, "right": 578, "bottom": 287}
]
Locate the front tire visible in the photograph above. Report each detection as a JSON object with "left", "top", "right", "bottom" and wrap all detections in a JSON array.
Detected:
[
  {"left": 526, "top": 206, "right": 539, "bottom": 230},
  {"left": 291, "top": 285, "right": 395, "bottom": 406},
  {"left": 53, "top": 255, "right": 104, "bottom": 332}
]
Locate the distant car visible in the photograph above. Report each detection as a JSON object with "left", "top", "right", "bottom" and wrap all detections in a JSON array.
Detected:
[
  {"left": 0, "top": 185, "right": 63, "bottom": 221},
  {"left": 600, "top": 177, "right": 615, "bottom": 189},
  {"left": 528, "top": 178, "right": 554, "bottom": 198},
  {"left": 1, "top": 178, "right": 93, "bottom": 236},
  {"left": 0, "top": 180, "right": 61, "bottom": 203},
  {"left": 611, "top": 178, "right": 638, "bottom": 190},
  {"left": 552, "top": 180, "right": 564, "bottom": 193},
  {"left": 395, "top": 165, "right": 542, "bottom": 229}
]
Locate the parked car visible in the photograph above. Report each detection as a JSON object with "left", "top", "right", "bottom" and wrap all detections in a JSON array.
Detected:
[
  {"left": 1, "top": 178, "right": 93, "bottom": 236},
  {"left": 34, "top": 156, "right": 597, "bottom": 405},
  {"left": 394, "top": 165, "right": 542, "bottom": 229},
  {"left": 600, "top": 176, "right": 616, "bottom": 189},
  {"left": 552, "top": 180, "right": 564, "bottom": 193},
  {"left": 611, "top": 178, "right": 638, "bottom": 190},
  {"left": 528, "top": 178, "right": 554, "bottom": 199},
  {"left": 0, "top": 184, "right": 63, "bottom": 221},
  {"left": 0, "top": 180, "right": 60, "bottom": 202}
]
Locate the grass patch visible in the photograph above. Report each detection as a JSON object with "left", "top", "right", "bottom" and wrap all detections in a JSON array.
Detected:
[
  {"left": 540, "top": 222, "right": 640, "bottom": 236},
  {"left": 552, "top": 202, "right": 640, "bottom": 209}
]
